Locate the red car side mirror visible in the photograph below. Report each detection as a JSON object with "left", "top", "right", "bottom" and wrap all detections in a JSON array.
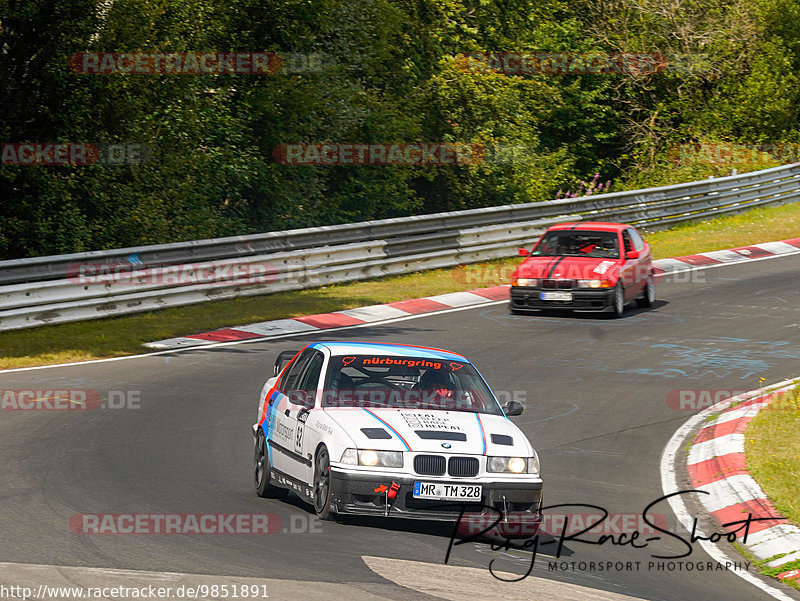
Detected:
[
  {"left": 518, "top": 248, "right": 529, "bottom": 257},
  {"left": 627, "top": 250, "right": 640, "bottom": 259}
]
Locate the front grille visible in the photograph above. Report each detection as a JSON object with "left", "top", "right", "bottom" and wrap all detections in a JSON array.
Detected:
[
  {"left": 414, "top": 454, "right": 446, "bottom": 475},
  {"left": 542, "top": 279, "right": 575, "bottom": 290},
  {"left": 448, "top": 456, "right": 479, "bottom": 477}
]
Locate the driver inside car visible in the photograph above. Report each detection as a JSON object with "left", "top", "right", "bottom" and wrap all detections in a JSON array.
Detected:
[{"left": 414, "top": 369, "right": 459, "bottom": 409}]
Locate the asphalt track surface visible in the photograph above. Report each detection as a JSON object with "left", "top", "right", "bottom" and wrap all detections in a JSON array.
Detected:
[{"left": 2, "top": 255, "right": 800, "bottom": 601}]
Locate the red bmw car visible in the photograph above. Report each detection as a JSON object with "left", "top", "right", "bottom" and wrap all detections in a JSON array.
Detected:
[{"left": 509, "top": 222, "right": 655, "bottom": 317}]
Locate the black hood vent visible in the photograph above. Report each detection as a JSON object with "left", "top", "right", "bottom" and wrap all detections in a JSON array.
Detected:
[
  {"left": 490, "top": 434, "right": 513, "bottom": 446},
  {"left": 415, "top": 430, "right": 467, "bottom": 441},
  {"left": 361, "top": 427, "right": 392, "bottom": 439}
]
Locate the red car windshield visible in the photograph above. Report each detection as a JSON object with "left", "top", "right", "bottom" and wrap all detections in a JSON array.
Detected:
[
  {"left": 322, "top": 354, "right": 503, "bottom": 415},
  {"left": 532, "top": 230, "right": 619, "bottom": 258}
]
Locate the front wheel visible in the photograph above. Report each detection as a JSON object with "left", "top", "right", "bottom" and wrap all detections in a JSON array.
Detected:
[
  {"left": 313, "top": 446, "right": 335, "bottom": 521},
  {"left": 636, "top": 276, "right": 655, "bottom": 308},
  {"left": 254, "top": 429, "right": 288, "bottom": 499},
  {"left": 611, "top": 283, "right": 625, "bottom": 318}
]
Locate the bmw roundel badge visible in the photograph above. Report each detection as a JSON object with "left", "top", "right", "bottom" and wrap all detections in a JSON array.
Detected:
[{"left": 441, "top": 442, "right": 451, "bottom": 449}]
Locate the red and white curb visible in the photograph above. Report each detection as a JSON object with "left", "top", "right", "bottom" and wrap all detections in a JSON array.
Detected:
[
  {"left": 685, "top": 381, "right": 800, "bottom": 584},
  {"left": 145, "top": 236, "right": 800, "bottom": 350},
  {"left": 651, "top": 238, "right": 800, "bottom": 278},
  {"left": 144, "top": 288, "right": 509, "bottom": 349}
]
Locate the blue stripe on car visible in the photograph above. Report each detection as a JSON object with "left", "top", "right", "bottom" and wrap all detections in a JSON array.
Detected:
[
  {"left": 474, "top": 413, "right": 487, "bottom": 454},
  {"left": 264, "top": 389, "right": 281, "bottom": 462},
  {"left": 361, "top": 408, "right": 411, "bottom": 451}
]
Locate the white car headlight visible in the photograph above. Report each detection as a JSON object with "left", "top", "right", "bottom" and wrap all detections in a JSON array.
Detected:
[
  {"left": 513, "top": 278, "right": 538, "bottom": 287},
  {"left": 340, "top": 448, "right": 403, "bottom": 468},
  {"left": 507, "top": 457, "right": 526, "bottom": 473},
  {"left": 488, "top": 455, "right": 537, "bottom": 473}
]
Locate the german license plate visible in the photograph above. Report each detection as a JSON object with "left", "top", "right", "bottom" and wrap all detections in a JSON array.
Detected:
[
  {"left": 540, "top": 291, "right": 572, "bottom": 301},
  {"left": 413, "top": 482, "right": 482, "bottom": 501}
]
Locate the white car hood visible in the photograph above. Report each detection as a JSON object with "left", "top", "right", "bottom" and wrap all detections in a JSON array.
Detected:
[{"left": 324, "top": 408, "right": 532, "bottom": 456}]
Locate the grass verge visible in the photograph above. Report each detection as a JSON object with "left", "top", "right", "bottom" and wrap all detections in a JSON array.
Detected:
[
  {"left": 2, "top": 199, "right": 800, "bottom": 369},
  {"left": 756, "top": 557, "right": 800, "bottom": 587},
  {"left": 733, "top": 543, "right": 800, "bottom": 589},
  {"left": 745, "top": 386, "right": 800, "bottom": 528},
  {"left": 736, "top": 389, "right": 800, "bottom": 590}
]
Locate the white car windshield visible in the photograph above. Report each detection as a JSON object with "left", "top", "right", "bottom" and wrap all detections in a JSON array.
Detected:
[
  {"left": 532, "top": 230, "right": 619, "bottom": 258},
  {"left": 322, "top": 354, "right": 504, "bottom": 415}
]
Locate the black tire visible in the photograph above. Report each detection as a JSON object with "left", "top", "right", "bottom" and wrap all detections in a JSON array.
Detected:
[
  {"left": 636, "top": 276, "right": 655, "bottom": 308},
  {"left": 611, "top": 282, "right": 625, "bottom": 318},
  {"left": 254, "top": 429, "right": 288, "bottom": 499},
  {"left": 313, "top": 446, "right": 335, "bottom": 521}
]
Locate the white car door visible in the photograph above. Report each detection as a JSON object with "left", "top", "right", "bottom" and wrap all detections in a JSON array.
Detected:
[
  {"left": 268, "top": 350, "right": 311, "bottom": 481},
  {"left": 271, "top": 349, "right": 323, "bottom": 486}
]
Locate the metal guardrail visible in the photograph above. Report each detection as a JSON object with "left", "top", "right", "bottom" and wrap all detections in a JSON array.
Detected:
[{"left": 1, "top": 162, "right": 799, "bottom": 331}]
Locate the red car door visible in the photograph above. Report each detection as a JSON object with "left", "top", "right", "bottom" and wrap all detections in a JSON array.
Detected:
[
  {"left": 628, "top": 227, "right": 652, "bottom": 290},
  {"left": 620, "top": 229, "right": 641, "bottom": 300}
]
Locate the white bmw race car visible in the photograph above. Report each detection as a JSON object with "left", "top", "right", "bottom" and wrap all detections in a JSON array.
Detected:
[{"left": 253, "top": 341, "right": 543, "bottom": 524}]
